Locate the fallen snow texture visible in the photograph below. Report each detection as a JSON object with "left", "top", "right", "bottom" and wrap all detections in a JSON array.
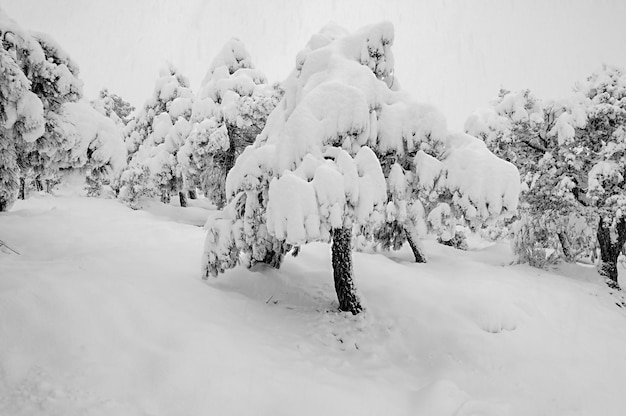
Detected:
[
  {"left": 442, "top": 132, "right": 520, "bottom": 219},
  {"left": 3, "top": 194, "right": 626, "bottom": 415}
]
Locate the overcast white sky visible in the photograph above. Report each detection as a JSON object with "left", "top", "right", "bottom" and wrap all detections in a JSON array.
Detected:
[{"left": 4, "top": 0, "right": 626, "bottom": 130}]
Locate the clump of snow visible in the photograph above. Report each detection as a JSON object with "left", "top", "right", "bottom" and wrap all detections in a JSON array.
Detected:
[{"left": 442, "top": 132, "right": 520, "bottom": 221}]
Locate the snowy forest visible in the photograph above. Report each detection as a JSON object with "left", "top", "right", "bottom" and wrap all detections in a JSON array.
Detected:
[{"left": 3, "top": 4, "right": 626, "bottom": 416}]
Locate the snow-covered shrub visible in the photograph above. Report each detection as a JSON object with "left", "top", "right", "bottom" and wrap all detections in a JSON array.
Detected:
[
  {"left": 179, "top": 39, "right": 281, "bottom": 208},
  {"left": 118, "top": 165, "right": 154, "bottom": 209},
  {"left": 437, "top": 231, "right": 468, "bottom": 251},
  {"left": 203, "top": 22, "right": 519, "bottom": 314}
]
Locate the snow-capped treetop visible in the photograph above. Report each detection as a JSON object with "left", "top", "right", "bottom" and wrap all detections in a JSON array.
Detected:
[
  {"left": 125, "top": 63, "right": 194, "bottom": 161},
  {"left": 201, "top": 38, "right": 254, "bottom": 87},
  {"left": 0, "top": 49, "right": 45, "bottom": 143}
]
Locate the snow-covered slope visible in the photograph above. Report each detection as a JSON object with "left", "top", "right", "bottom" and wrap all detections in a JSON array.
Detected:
[{"left": 1, "top": 194, "right": 626, "bottom": 415}]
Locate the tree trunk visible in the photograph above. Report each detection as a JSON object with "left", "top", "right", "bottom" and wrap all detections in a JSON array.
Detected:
[
  {"left": 188, "top": 189, "right": 197, "bottom": 200},
  {"left": 558, "top": 231, "right": 574, "bottom": 262},
  {"left": 19, "top": 177, "right": 25, "bottom": 200},
  {"left": 179, "top": 191, "right": 187, "bottom": 208},
  {"left": 597, "top": 218, "right": 626, "bottom": 290},
  {"left": 34, "top": 177, "right": 43, "bottom": 192},
  {"left": 405, "top": 226, "right": 427, "bottom": 263},
  {"left": 331, "top": 227, "right": 362, "bottom": 314}
]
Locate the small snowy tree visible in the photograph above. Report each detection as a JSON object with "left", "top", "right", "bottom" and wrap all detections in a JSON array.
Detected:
[
  {"left": 203, "top": 23, "right": 519, "bottom": 314},
  {"left": 120, "top": 63, "right": 193, "bottom": 207},
  {"left": 179, "top": 39, "right": 281, "bottom": 208}
]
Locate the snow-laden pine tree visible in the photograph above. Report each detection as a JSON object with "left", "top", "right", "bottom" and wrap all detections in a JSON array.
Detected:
[
  {"left": 178, "top": 39, "right": 281, "bottom": 208},
  {"left": 0, "top": 9, "right": 84, "bottom": 197},
  {"left": 467, "top": 65, "right": 626, "bottom": 289},
  {"left": 203, "top": 23, "right": 519, "bottom": 314},
  {"left": 16, "top": 30, "right": 83, "bottom": 193},
  {"left": 0, "top": 46, "right": 45, "bottom": 211},
  {"left": 119, "top": 63, "right": 194, "bottom": 208}
]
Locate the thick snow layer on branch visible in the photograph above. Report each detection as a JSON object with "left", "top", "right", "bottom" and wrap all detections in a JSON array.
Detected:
[
  {"left": 64, "top": 101, "right": 126, "bottom": 174},
  {"left": 442, "top": 132, "right": 519, "bottom": 220}
]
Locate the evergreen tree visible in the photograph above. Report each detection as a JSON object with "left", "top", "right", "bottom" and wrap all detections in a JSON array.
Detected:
[
  {"left": 203, "top": 23, "right": 519, "bottom": 314},
  {"left": 179, "top": 39, "right": 281, "bottom": 208},
  {"left": 120, "top": 63, "right": 193, "bottom": 207},
  {"left": 0, "top": 47, "right": 44, "bottom": 211}
]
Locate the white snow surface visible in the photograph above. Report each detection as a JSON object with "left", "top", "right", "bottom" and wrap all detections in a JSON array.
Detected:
[{"left": 2, "top": 193, "right": 626, "bottom": 415}]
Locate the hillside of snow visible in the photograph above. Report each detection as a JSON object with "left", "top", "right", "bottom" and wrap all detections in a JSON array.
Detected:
[{"left": 2, "top": 193, "right": 626, "bottom": 415}]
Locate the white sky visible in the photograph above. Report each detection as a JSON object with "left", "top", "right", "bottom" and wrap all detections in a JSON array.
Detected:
[{"left": 3, "top": 0, "right": 626, "bottom": 130}]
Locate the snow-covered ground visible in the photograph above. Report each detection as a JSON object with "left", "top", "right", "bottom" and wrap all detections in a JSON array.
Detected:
[{"left": 2, "top": 192, "right": 626, "bottom": 416}]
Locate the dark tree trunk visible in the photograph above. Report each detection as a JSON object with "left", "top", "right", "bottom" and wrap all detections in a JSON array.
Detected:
[
  {"left": 405, "top": 227, "right": 427, "bottom": 263},
  {"left": 45, "top": 179, "right": 52, "bottom": 193},
  {"left": 597, "top": 218, "right": 626, "bottom": 290},
  {"left": 19, "top": 177, "right": 25, "bottom": 200},
  {"left": 331, "top": 227, "right": 362, "bottom": 314},
  {"left": 179, "top": 191, "right": 188, "bottom": 208},
  {"left": 34, "top": 177, "right": 43, "bottom": 192},
  {"left": 558, "top": 232, "right": 574, "bottom": 262},
  {"left": 188, "top": 189, "right": 197, "bottom": 200}
]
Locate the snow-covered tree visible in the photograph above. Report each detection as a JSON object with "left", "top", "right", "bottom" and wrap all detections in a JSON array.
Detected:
[
  {"left": 17, "top": 30, "right": 83, "bottom": 193},
  {"left": 203, "top": 23, "right": 519, "bottom": 314},
  {"left": 0, "top": 9, "right": 84, "bottom": 198},
  {"left": 179, "top": 39, "right": 281, "bottom": 208},
  {"left": 120, "top": 63, "right": 193, "bottom": 207},
  {"left": 0, "top": 47, "right": 44, "bottom": 211},
  {"left": 468, "top": 65, "right": 626, "bottom": 289}
]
